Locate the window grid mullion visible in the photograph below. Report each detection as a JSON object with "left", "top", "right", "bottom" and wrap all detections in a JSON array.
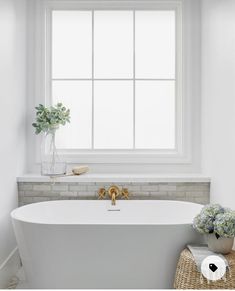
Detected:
[
  {"left": 133, "top": 10, "right": 136, "bottom": 149},
  {"left": 92, "top": 10, "right": 94, "bottom": 149},
  {"left": 52, "top": 78, "right": 176, "bottom": 81}
]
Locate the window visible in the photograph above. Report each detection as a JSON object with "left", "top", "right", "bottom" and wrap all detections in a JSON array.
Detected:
[
  {"left": 29, "top": 0, "right": 202, "bottom": 169},
  {"left": 35, "top": 0, "right": 192, "bottom": 166},
  {"left": 48, "top": 6, "right": 180, "bottom": 152}
]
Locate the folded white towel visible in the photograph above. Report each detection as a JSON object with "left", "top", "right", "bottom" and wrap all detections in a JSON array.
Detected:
[{"left": 187, "top": 244, "right": 229, "bottom": 271}]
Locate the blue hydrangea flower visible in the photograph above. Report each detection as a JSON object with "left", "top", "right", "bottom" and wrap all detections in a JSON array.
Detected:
[
  {"left": 214, "top": 211, "right": 235, "bottom": 238},
  {"left": 193, "top": 204, "right": 228, "bottom": 234}
]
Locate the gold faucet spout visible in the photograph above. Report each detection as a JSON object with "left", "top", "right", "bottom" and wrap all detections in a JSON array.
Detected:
[
  {"left": 108, "top": 185, "right": 120, "bottom": 206},
  {"left": 111, "top": 193, "right": 116, "bottom": 205}
]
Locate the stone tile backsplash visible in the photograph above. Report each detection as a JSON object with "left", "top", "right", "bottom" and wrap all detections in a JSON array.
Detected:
[{"left": 18, "top": 182, "right": 210, "bottom": 206}]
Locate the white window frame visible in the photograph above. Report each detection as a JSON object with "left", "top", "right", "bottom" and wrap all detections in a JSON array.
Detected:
[{"left": 31, "top": 0, "right": 200, "bottom": 166}]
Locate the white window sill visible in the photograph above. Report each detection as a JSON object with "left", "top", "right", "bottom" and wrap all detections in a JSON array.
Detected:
[{"left": 17, "top": 174, "right": 211, "bottom": 183}]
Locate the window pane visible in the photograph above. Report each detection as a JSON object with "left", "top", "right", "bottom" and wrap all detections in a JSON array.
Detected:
[
  {"left": 52, "top": 11, "right": 92, "bottom": 78},
  {"left": 94, "top": 11, "right": 133, "bottom": 78},
  {"left": 135, "top": 81, "right": 175, "bottom": 149},
  {"left": 52, "top": 81, "right": 92, "bottom": 149},
  {"left": 135, "top": 11, "right": 175, "bottom": 79},
  {"left": 94, "top": 81, "right": 133, "bottom": 149}
]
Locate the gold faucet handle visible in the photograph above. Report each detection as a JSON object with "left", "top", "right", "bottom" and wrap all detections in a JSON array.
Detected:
[
  {"left": 121, "top": 188, "right": 129, "bottom": 199},
  {"left": 98, "top": 188, "right": 106, "bottom": 199}
]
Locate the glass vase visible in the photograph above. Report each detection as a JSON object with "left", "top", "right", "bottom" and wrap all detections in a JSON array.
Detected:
[{"left": 41, "top": 128, "right": 66, "bottom": 176}]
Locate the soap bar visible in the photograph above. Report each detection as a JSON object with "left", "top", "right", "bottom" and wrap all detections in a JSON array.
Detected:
[{"left": 72, "top": 165, "right": 89, "bottom": 175}]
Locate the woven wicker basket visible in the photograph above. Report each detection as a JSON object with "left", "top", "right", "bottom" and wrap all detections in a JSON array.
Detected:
[{"left": 174, "top": 248, "right": 235, "bottom": 289}]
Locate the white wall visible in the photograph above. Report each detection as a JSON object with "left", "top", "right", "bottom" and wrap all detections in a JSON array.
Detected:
[
  {"left": 0, "top": 0, "right": 27, "bottom": 287},
  {"left": 201, "top": 0, "right": 235, "bottom": 208}
]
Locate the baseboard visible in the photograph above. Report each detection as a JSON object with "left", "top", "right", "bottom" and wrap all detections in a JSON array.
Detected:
[{"left": 0, "top": 247, "right": 21, "bottom": 288}]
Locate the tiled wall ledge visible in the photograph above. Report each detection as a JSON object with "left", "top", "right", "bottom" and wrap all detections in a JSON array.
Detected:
[
  {"left": 18, "top": 174, "right": 210, "bottom": 206},
  {"left": 17, "top": 174, "right": 211, "bottom": 183}
]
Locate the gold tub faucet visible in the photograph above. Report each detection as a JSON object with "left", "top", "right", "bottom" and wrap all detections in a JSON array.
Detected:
[
  {"left": 98, "top": 185, "right": 129, "bottom": 205},
  {"left": 108, "top": 185, "right": 120, "bottom": 205}
]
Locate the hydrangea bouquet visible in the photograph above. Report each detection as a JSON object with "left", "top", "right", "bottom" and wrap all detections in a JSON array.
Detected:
[
  {"left": 214, "top": 212, "right": 235, "bottom": 238},
  {"left": 193, "top": 204, "right": 235, "bottom": 238}
]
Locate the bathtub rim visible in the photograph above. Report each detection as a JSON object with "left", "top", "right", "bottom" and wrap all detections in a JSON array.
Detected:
[{"left": 11, "top": 199, "right": 203, "bottom": 226}]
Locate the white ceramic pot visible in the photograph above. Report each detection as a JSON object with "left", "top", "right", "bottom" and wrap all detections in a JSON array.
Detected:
[{"left": 206, "top": 233, "right": 234, "bottom": 254}]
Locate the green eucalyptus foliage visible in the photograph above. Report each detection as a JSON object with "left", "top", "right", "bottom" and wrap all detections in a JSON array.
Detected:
[{"left": 32, "top": 103, "right": 70, "bottom": 134}]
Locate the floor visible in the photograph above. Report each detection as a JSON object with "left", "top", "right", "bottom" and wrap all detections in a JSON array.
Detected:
[{"left": 8, "top": 268, "right": 27, "bottom": 289}]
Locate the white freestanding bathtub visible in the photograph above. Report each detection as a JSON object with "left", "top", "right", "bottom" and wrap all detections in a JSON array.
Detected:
[{"left": 11, "top": 200, "right": 204, "bottom": 289}]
